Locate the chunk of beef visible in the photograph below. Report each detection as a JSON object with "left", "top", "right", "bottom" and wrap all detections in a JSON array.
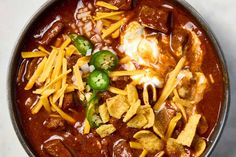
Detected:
[
  {"left": 54, "top": 37, "right": 64, "bottom": 48},
  {"left": 101, "top": 138, "right": 110, "bottom": 157},
  {"left": 17, "top": 59, "right": 27, "bottom": 83},
  {"left": 158, "top": 105, "right": 176, "bottom": 131},
  {"left": 172, "top": 28, "right": 203, "bottom": 72},
  {"left": 43, "top": 139, "right": 72, "bottom": 157},
  {"left": 25, "top": 58, "right": 40, "bottom": 80},
  {"left": 76, "top": 133, "right": 102, "bottom": 155},
  {"left": 43, "top": 117, "right": 66, "bottom": 130},
  {"left": 67, "top": 55, "right": 80, "bottom": 69},
  {"left": 197, "top": 115, "right": 209, "bottom": 135},
  {"left": 109, "top": 117, "right": 137, "bottom": 139},
  {"left": 166, "top": 138, "right": 189, "bottom": 157},
  {"left": 103, "top": 0, "right": 132, "bottom": 10},
  {"left": 62, "top": 93, "right": 74, "bottom": 110},
  {"left": 38, "top": 21, "right": 64, "bottom": 45},
  {"left": 66, "top": 73, "right": 74, "bottom": 84},
  {"left": 171, "top": 28, "right": 190, "bottom": 57},
  {"left": 154, "top": 103, "right": 176, "bottom": 136},
  {"left": 111, "top": 76, "right": 131, "bottom": 89},
  {"left": 172, "top": 26, "right": 204, "bottom": 73},
  {"left": 185, "top": 31, "right": 204, "bottom": 72},
  {"left": 72, "top": 92, "right": 83, "bottom": 106},
  {"left": 191, "top": 72, "right": 208, "bottom": 103},
  {"left": 97, "top": 91, "right": 114, "bottom": 103},
  {"left": 139, "top": 5, "right": 170, "bottom": 33},
  {"left": 113, "top": 139, "right": 133, "bottom": 157},
  {"left": 109, "top": 117, "right": 120, "bottom": 128},
  {"left": 177, "top": 70, "right": 194, "bottom": 99}
]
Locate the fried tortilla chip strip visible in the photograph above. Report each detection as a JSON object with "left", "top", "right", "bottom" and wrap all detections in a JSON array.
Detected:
[
  {"left": 99, "top": 103, "right": 110, "bottom": 123},
  {"left": 123, "top": 99, "right": 141, "bottom": 122},
  {"left": 134, "top": 130, "right": 164, "bottom": 152},
  {"left": 176, "top": 114, "right": 201, "bottom": 147},
  {"left": 96, "top": 124, "right": 116, "bottom": 138}
]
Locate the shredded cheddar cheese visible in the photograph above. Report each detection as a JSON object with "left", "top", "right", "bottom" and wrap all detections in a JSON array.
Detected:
[
  {"left": 42, "top": 89, "right": 56, "bottom": 97},
  {"left": 155, "top": 151, "right": 165, "bottom": 157},
  {"left": 41, "top": 95, "right": 51, "bottom": 113},
  {"left": 95, "top": 11, "right": 124, "bottom": 20},
  {"left": 119, "top": 56, "right": 130, "bottom": 64},
  {"left": 25, "top": 57, "right": 47, "bottom": 90},
  {"left": 154, "top": 56, "right": 186, "bottom": 111},
  {"left": 38, "top": 46, "right": 50, "bottom": 55},
  {"left": 25, "top": 40, "right": 81, "bottom": 126},
  {"left": 60, "top": 37, "right": 71, "bottom": 50},
  {"left": 101, "top": 19, "right": 112, "bottom": 27},
  {"left": 49, "top": 114, "right": 61, "bottom": 118},
  {"left": 51, "top": 49, "right": 64, "bottom": 79},
  {"left": 76, "top": 56, "right": 90, "bottom": 67},
  {"left": 65, "top": 84, "right": 76, "bottom": 93},
  {"left": 96, "top": 1, "right": 119, "bottom": 10},
  {"left": 65, "top": 45, "right": 77, "bottom": 57},
  {"left": 21, "top": 51, "right": 48, "bottom": 58},
  {"left": 108, "top": 86, "right": 127, "bottom": 95},
  {"left": 53, "top": 84, "right": 68, "bottom": 103},
  {"left": 209, "top": 74, "right": 215, "bottom": 84},
  {"left": 73, "top": 66, "right": 84, "bottom": 91},
  {"left": 109, "top": 70, "right": 146, "bottom": 77},
  {"left": 62, "top": 58, "right": 68, "bottom": 87},
  {"left": 38, "top": 48, "right": 58, "bottom": 83},
  {"left": 58, "top": 58, "right": 68, "bottom": 107},
  {"left": 139, "top": 149, "right": 148, "bottom": 157},
  {"left": 102, "top": 18, "right": 126, "bottom": 38},
  {"left": 83, "top": 119, "right": 91, "bottom": 134},
  {"left": 40, "top": 69, "right": 72, "bottom": 94},
  {"left": 111, "top": 29, "right": 120, "bottom": 38},
  {"left": 31, "top": 99, "right": 43, "bottom": 114},
  {"left": 51, "top": 103, "right": 76, "bottom": 124},
  {"left": 101, "top": 15, "right": 121, "bottom": 21}
]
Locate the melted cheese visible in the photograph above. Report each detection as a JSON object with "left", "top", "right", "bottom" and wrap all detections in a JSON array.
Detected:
[
  {"left": 132, "top": 70, "right": 163, "bottom": 88},
  {"left": 123, "top": 62, "right": 163, "bottom": 88},
  {"left": 120, "top": 21, "right": 159, "bottom": 66},
  {"left": 137, "top": 37, "right": 159, "bottom": 65},
  {"left": 120, "top": 21, "right": 162, "bottom": 87}
]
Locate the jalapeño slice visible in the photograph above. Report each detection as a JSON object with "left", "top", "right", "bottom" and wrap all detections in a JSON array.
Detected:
[
  {"left": 69, "top": 33, "right": 93, "bottom": 56},
  {"left": 90, "top": 50, "right": 118, "bottom": 71},
  {"left": 88, "top": 70, "right": 110, "bottom": 91}
]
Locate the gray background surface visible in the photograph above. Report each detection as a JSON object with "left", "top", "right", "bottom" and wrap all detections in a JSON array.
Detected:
[{"left": 0, "top": 0, "right": 235, "bottom": 156}]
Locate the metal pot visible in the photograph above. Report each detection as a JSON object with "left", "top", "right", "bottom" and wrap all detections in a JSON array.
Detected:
[{"left": 7, "top": 0, "right": 230, "bottom": 156}]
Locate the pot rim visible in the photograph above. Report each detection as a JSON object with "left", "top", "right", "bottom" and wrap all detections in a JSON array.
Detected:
[
  {"left": 7, "top": 1, "right": 58, "bottom": 156},
  {"left": 175, "top": 1, "right": 230, "bottom": 156},
  {"left": 7, "top": 0, "right": 230, "bottom": 157}
]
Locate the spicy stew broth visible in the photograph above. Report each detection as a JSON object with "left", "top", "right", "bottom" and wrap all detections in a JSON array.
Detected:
[{"left": 15, "top": 0, "right": 224, "bottom": 156}]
